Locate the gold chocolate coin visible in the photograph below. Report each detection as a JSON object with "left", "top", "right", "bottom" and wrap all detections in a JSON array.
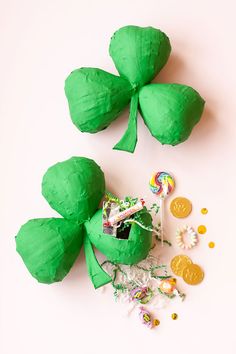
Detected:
[
  {"left": 182, "top": 264, "right": 204, "bottom": 285},
  {"left": 170, "top": 197, "right": 192, "bottom": 218},
  {"left": 170, "top": 255, "right": 192, "bottom": 277}
]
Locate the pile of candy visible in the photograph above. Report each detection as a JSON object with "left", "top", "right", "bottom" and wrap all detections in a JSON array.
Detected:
[
  {"left": 102, "top": 252, "right": 185, "bottom": 329},
  {"left": 102, "top": 193, "right": 161, "bottom": 240},
  {"left": 101, "top": 171, "right": 214, "bottom": 329}
]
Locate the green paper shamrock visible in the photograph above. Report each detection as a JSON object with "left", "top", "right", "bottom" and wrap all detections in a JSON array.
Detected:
[
  {"left": 65, "top": 25, "right": 205, "bottom": 153},
  {"left": 16, "top": 157, "right": 153, "bottom": 289}
]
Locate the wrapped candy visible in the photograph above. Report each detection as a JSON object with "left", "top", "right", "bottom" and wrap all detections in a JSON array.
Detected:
[
  {"left": 130, "top": 287, "right": 148, "bottom": 302},
  {"left": 139, "top": 307, "right": 153, "bottom": 329},
  {"left": 108, "top": 201, "right": 144, "bottom": 226},
  {"left": 159, "top": 278, "right": 176, "bottom": 295}
]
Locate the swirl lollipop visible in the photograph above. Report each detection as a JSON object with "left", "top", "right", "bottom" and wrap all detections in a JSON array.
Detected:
[{"left": 149, "top": 172, "right": 175, "bottom": 246}]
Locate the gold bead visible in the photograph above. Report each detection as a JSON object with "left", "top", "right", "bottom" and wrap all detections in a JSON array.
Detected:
[
  {"left": 208, "top": 241, "right": 215, "bottom": 248},
  {"left": 198, "top": 225, "right": 207, "bottom": 234},
  {"left": 171, "top": 313, "right": 178, "bottom": 320},
  {"left": 201, "top": 208, "right": 208, "bottom": 215},
  {"left": 153, "top": 319, "right": 160, "bottom": 326}
]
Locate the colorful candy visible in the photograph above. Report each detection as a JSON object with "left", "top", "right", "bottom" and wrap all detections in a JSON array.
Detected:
[
  {"left": 130, "top": 287, "right": 148, "bottom": 302},
  {"left": 159, "top": 278, "right": 176, "bottom": 294},
  {"left": 176, "top": 225, "right": 198, "bottom": 249},
  {"left": 149, "top": 171, "right": 175, "bottom": 246},
  {"left": 130, "top": 287, "right": 153, "bottom": 304},
  {"left": 108, "top": 200, "right": 144, "bottom": 226},
  {"left": 139, "top": 307, "right": 153, "bottom": 328},
  {"left": 149, "top": 172, "right": 175, "bottom": 199}
]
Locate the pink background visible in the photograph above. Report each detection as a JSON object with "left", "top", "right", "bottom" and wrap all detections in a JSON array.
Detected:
[{"left": 1, "top": 1, "right": 235, "bottom": 353}]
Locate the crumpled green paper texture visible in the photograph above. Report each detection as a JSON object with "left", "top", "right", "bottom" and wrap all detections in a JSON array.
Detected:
[
  {"left": 16, "top": 218, "right": 84, "bottom": 284},
  {"left": 42, "top": 156, "right": 105, "bottom": 223},
  {"left": 65, "top": 25, "right": 205, "bottom": 153}
]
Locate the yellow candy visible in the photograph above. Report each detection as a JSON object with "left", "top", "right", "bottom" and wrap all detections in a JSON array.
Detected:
[
  {"left": 153, "top": 319, "right": 160, "bottom": 326},
  {"left": 208, "top": 241, "right": 215, "bottom": 248},
  {"left": 201, "top": 208, "right": 208, "bottom": 215},
  {"left": 171, "top": 313, "right": 178, "bottom": 320},
  {"left": 198, "top": 225, "right": 207, "bottom": 234},
  {"left": 159, "top": 278, "right": 176, "bottom": 294}
]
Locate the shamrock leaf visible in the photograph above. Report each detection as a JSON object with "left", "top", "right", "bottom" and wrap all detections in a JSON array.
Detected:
[
  {"left": 16, "top": 218, "right": 84, "bottom": 284},
  {"left": 41, "top": 156, "right": 105, "bottom": 222},
  {"left": 65, "top": 25, "right": 205, "bottom": 153},
  {"left": 15, "top": 157, "right": 153, "bottom": 289},
  {"left": 109, "top": 25, "right": 171, "bottom": 88},
  {"left": 139, "top": 83, "right": 204, "bottom": 145},
  {"left": 65, "top": 68, "right": 133, "bottom": 133}
]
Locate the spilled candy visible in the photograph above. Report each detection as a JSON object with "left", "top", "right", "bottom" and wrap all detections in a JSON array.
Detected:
[{"left": 139, "top": 307, "right": 153, "bottom": 329}]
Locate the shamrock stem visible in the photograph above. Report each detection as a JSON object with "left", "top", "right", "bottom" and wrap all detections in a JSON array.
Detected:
[
  {"left": 84, "top": 235, "right": 112, "bottom": 289},
  {"left": 113, "top": 92, "right": 139, "bottom": 153}
]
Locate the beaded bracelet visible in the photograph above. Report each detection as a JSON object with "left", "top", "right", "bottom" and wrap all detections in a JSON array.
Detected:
[{"left": 176, "top": 225, "right": 198, "bottom": 249}]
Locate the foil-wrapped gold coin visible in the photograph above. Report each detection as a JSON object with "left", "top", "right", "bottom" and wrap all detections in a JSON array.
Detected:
[
  {"left": 170, "top": 197, "right": 192, "bottom": 218},
  {"left": 182, "top": 264, "right": 204, "bottom": 285},
  {"left": 170, "top": 255, "right": 192, "bottom": 277}
]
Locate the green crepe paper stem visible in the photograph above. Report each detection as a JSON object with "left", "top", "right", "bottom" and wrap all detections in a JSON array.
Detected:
[
  {"left": 113, "top": 92, "right": 139, "bottom": 153},
  {"left": 84, "top": 235, "right": 112, "bottom": 289}
]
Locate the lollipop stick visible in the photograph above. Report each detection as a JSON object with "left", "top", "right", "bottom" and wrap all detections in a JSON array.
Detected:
[{"left": 160, "top": 198, "right": 164, "bottom": 247}]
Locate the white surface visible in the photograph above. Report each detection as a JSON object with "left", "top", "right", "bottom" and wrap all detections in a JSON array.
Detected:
[{"left": 0, "top": 1, "right": 235, "bottom": 353}]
